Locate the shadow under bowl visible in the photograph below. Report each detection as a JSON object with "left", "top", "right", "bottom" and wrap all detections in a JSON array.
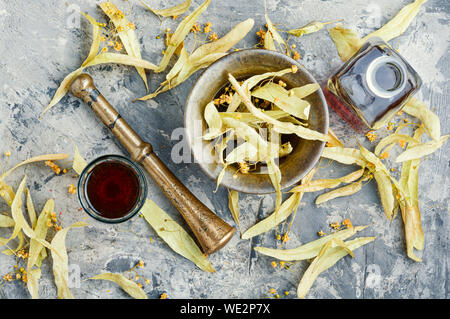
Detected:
[{"left": 185, "top": 49, "right": 328, "bottom": 194}]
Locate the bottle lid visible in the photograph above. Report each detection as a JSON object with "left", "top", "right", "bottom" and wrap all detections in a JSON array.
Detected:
[{"left": 365, "top": 56, "right": 407, "bottom": 99}]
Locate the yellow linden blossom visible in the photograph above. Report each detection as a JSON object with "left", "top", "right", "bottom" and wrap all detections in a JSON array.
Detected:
[
  {"left": 4, "top": 151, "right": 11, "bottom": 157},
  {"left": 398, "top": 139, "right": 406, "bottom": 148},
  {"left": 278, "top": 80, "right": 287, "bottom": 87},
  {"left": 116, "top": 25, "right": 124, "bottom": 33},
  {"left": 281, "top": 234, "right": 289, "bottom": 243},
  {"left": 279, "top": 261, "right": 285, "bottom": 268},
  {"left": 256, "top": 29, "right": 266, "bottom": 38},
  {"left": 219, "top": 93, "right": 232, "bottom": 104},
  {"left": 271, "top": 261, "right": 277, "bottom": 268},
  {"left": 387, "top": 123, "right": 393, "bottom": 131},
  {"left": 137, "top": 260, "right": 144, "bottom": 268},
  {"left": 3, "top": 274, "right": 13, "bottom": 282},
  {"left": 114, "top": 10, "right": 124, "bottom": 19},
  {"left": 276, "top": 234, "right": 281, "bottom": 241},
  {"left": 204, "top": 22, "right": 212, "bottom": 33},
  {"left": 108, "top": 41, "right": 114, "bottom": 47},
  {"left": 269, "top": 288, "right": 276, "bottom": 294},
  {"left": 318, "top": 230, "right": 325, "bottom": 236},
  {"left": 239, "top": 162, "right": 250, "bottom": 174},
  {"left": 397, "top": 110, "right": 403, "bottom": 116},
  {"left": 160, "top": 293, "right": 168, "bottom": 299},
  {"left": 114, "top": 41, "right": 123, "bottom": 51},
  {"left": 342, "top": 219, "right": 352, "bottom": 228},
  {"left": 17, "top": 249, "right": 29, "bottom": 259},
  {"left": 380, "top": 152, "right": 389, "bottom": 159},
  {"left": 330, "top": 222, "right": 340, "bottom": 230},
  {"left": 190, "top": 23, "right": 201, "bottom": 33},
  {"left": 403, "top": 118, "right": 409, "bottom": 123},
  {"left": 68, "top": 184, "right": 77, "bottom": 194},
  {"left": 256, "top": 28, "right": 266, "bottom": 46},
  {"left": 100, "top": 35, "right": 106, "bottom": 42},
  {"left": 45, "top": 160, "right": 61, "bottom": 174},
  {"left": 209, "top": 32, "right": 219, "bottom": 41},
  {"left": 365, "top": 130, "right": 377, "bottom": 142},
  {"left": 101, "top": 47, "right": 108, "bottom": 53},
  {"left": 284, "top": 291, "right": 289, "bottom": 296},
  {"left": 127, "top": 22, "right": 135, "bottom": 30},
  {"left": 292, "top": 51, "right": 301, "bottom": 60},
  {"left": 291, "top": 65, "right": 298, "bottom": 73}
]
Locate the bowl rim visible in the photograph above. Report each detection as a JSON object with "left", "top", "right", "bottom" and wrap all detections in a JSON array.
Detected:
[{"left": 184, "top": 48, "right": 329, "bottom": 194}]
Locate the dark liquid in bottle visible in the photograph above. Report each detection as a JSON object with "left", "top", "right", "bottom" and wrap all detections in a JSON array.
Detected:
[
  {"left": 85, "top": 161, "right": 140, "bottom": 219},
  {"left": 326, "top": 37, "right": 421, "bottom": 131}
]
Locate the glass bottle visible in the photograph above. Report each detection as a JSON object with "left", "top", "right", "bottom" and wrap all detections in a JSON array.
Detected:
[{"left": 325, "top": 37, "right": 422, "bottom": 132}]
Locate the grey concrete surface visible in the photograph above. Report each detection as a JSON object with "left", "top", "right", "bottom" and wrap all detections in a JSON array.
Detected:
[{"left": 0, "top": 0, "right": 448, "bottom": 299}]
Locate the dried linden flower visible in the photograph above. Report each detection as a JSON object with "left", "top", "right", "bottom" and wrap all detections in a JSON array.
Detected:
[
  {"left": 365, "top": 131, "right": 377, "bottom": 142},
  {"left": 380, "top": 152, "right": 390, "bottom": 159},
  {"left": 330, "top": 222, "right": 340, "bottom": 230},
  {"left": 209, "top": 32, "right": 218, "bottom": 41},
  {"left": 45, "top": 160, "right": 61, "bottom": 174},
  {"left": 342, "top": 219, "right": 352, "bottom": 228},
  {"left": 291, "top": 65, "right": 298, "bottom": 73},
  {"left": 204, "top": 22, "right": 212, "bottom": 33},
  {"left": 68, "top": 184, "right": 77, "bottom": 194},
  {"left": 191, "top": 23, "right": 201, "bottom": 33},
  {"left": 114, "top": 41, "right": 123, "bottom": 51}
]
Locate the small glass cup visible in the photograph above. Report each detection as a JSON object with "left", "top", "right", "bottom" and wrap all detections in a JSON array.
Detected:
[{"left": 77, "top": 154, "right": 147, "bottom": 223}]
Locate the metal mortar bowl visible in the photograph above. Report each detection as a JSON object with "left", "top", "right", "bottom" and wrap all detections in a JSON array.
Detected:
[{"left": 185, "top": 49, "right": 328, "bottom": 194}]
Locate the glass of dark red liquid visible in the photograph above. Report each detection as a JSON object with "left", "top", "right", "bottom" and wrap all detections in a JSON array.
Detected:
[{"left": 78, "top": 155, "right": 147, "bottom": 223}]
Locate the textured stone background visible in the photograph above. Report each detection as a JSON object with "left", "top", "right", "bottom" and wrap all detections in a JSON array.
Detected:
[{"left": 0, "top": 0, "right": 448, "bottom": 299}]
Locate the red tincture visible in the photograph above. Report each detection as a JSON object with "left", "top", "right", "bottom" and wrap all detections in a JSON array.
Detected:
[
  {"left": 85, "top": 161, "right": 140, "bottom": 219},
  {"left": 326, "top": 37, "right": 421, "bottom": 132}
]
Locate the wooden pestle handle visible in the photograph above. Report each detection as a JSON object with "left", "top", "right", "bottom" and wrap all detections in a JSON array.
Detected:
[{"left": 69, "top": 74, "right": 235, "bottom": 255}]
